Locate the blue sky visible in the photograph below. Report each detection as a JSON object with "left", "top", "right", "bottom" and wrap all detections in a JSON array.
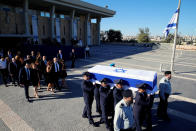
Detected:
[{"left": 83, "top": 0, "right": 196, "bottom": 36}]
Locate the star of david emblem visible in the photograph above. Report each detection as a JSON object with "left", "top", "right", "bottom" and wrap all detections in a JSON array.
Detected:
[{"left": 114, "top": 68, "right": 127, "bottom": 73}]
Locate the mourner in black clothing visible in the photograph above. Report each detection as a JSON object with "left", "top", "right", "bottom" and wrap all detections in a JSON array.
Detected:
[
  {"left": 31, "top": 63, "right": 40, "bottom": 98},
  {"left": 40, "top": 56, "right": 47, "bottom": 80},
  {"left": 19, "top": 63, "right": 31, "bottom": 102},
  {"left": 81, "top": 72, "right": 97, "bottom": 127},
  {"left": 57, "top": 50, "right": 64, "bottom": 60},
  {"left": 45, "top": 61, "right": 55, "bottom": 93},
  {"left": 99, "top": 78, "right": 114, "bottom": 131},
  {"left": 8, "top": 58, "right": 18, "bottom": 86},
  {"left": 59, "top": 59, "right": 67, "bottom": 88},
  {"left": 30, "top": 51, "right": 36, "bottom": 63},
  {"left": 113, "top": 79, "right": 124, "bottom": 108},
  {"left": 0, "top": 57, "right": 8, "bottom": 87},
  {"left": 133, "top": 83, "right": 151, "bottom": 131},
  {"left": 52, "top": 57, "right": 60, "bottom": 90},
  {"left": 94, "top": 83, "right": 101, "bottom": 114},
  {"left": 7, "top": 50, "right": 13, "bottom": 60},
  {"left": 24, "top": 55, "right": 32, "bottom": 65},
  {"left": 70, "top": 49, "right": 76, "bottom": 68}
]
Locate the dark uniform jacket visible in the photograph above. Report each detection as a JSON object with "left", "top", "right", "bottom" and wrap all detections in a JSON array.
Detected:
[
  {"left": 81, "top": 80, "right": 94, "bottom": 102},
  {"left": 134, "top": 92, "right": 150, "bottom": 113},
  {"left": 99, "top": 85, "right": 114, "bottom": 115},
  {"left": 113, "top": 87, "right": 123, "bottom": 108}
]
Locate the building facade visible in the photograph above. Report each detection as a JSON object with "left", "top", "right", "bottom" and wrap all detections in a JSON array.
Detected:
[{"left": 0, "top": 0, "right": 115, "bottom": 46}]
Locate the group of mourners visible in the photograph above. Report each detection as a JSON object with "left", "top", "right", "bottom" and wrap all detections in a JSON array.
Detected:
[
  {"left": 81, "top": 71, "right": 172, "bottom": 131},
  {"left": 0, "top": 49, "right": 76, "bottom": 102}
]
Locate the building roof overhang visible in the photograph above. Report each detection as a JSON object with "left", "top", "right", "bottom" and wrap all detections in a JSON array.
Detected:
[{"left": 0, "top": 0, "right": 116, "bottom": 18}]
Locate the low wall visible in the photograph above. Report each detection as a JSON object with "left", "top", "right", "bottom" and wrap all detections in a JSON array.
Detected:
[
  {"left": 176, "top": 45, "right": 196, "bottom": 50},
  {"left": 102, "top": 42, "right": 156, "bottom": 47}
]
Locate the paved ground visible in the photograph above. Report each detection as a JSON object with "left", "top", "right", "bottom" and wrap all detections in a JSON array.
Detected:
[{"left": 0, "top": 43, "right": 196, "bottom": 131}]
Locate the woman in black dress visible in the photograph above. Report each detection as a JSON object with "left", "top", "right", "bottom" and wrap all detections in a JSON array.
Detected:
[
  {"left": 45, "top": 61, "right": 55, "bottom": 93},
  {"left": 31, "top": 63, "right": 40, "bottom": 98},
  {"left": 35, "top": 60, "right": 42, "bottom": 89},
  {"left": 59, "top": 60, "right": 67, "bottom": 88}
]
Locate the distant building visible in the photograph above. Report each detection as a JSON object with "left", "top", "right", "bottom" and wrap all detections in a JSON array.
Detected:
[{"left": 0, "top": 0, "right": 115, "bottom": 46}]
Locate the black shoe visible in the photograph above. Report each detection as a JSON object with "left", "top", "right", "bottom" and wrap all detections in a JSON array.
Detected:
[
  {"left": 99, "top": 118, "right": 104, "bottom": 124},
  {"left": 26, "top": 99, "right": 30, "bottom": 102},
  {"left": 89, "top": 120, "right": 99, "bottom": 127},
  {"left": 5, "top": 84, "right": 8, "bottom": 87},
  {"left": 106, "top": 125, "right": 112, "bottom": 131},
  {"left": 82, "top": 115, "right": 88, "bottom": 118}
]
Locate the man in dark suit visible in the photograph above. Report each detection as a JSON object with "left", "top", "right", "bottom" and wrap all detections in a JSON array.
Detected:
[
  {"left": 70, "top": 49, "right": 76, "bottom": 68},
  {"left": 52, "top": 57, "right": 60, "bottom": 90},
  {"left": 19, "top": 63, "right": 31, "bottom": 102},
  {"left": 24, "top": 55, "right": 32, "bottom": 65},
  {"left": 40, "top": 56, "right": 47, "bottom": 79},
  {"left": 7, "top": 50, "right": 13, "bottom": 60},
  {"left": 57, "top": 50, "right": 64, "bottom": 60},
  {"left": 8, "top": 58, "right": 18, "bottom": 86},
  {"left": 30, "top": 51, "right": 36, "bottom": 63}
]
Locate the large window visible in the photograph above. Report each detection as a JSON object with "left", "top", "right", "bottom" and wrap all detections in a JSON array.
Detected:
[
  {"left": 60, "top": 14, "right": 64, "bottom": 19},
  {"left": 40, "top": 12, "right": 45, "bottom": 17},
  {"left": 40, "top": 12, "right": 50, "bottom": 17}
]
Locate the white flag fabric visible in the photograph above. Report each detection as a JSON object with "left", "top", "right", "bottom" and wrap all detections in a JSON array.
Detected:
[{"left": 163, "top": 9, "right": 179, "bottom": 37}]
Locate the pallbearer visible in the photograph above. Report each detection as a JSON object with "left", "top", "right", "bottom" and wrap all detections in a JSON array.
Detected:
[
  {"left": 133, "top": 83, "right": 151, "bottom": 131},
  {"left": 94, "top": 83, "right": 101, "bottom": 114},
  {"left": 99, "top": 78, "right": 113, "bottom": 131},
  {"left": 81, "top": 72, "right": 97, "bottom": 127},
  {"left": 114, "top": 89, "right": 135, "bottom": 131},
  {"left": 113, "top": 79, "right": 124, "bottom": 108}
]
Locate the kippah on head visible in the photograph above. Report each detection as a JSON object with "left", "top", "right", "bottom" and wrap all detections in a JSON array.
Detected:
[
  {"left": 165, "top": 71, "right": 171, "bottom": 75},
  {"left": 101, "top": 78, "right": 108, "bottom": 83},
  {"left": 123, "top": 89, "right": 133, "bottom": 98},
  {"left": 82, "top": 71, "right": 90, "bottom": 77},
  {"left": 136, "top": 83, "right": 151, "bottom": 90},
  {"left": 114, "top": 79, "right": 123, "bottom": 84}
]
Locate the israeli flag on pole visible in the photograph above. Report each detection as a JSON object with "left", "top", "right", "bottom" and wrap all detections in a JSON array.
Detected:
[{"left": 163, "top": 9, "right": 179, "bottom": 37}]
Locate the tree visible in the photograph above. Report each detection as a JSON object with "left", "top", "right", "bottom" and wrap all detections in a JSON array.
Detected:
[
  {"left": 137, "top": 27, "right": 150, "bottom": 43},
  {"left": 107, "top": 29, "right": 122, "bottom": 42},
  {"left": 164, "top": 33, "right": 182, "bottom": 44},
  {"left": 165, "top": 34, "right": 174, "bottom": 43}
]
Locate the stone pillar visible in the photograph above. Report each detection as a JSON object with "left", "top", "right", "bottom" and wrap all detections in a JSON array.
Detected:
[
  {"left": 70, "top": 10, "right": 75, "bottom": 40},
  {"left": 24, "top": 0, "right": 30, "bottom": 35},
  {"left": 50, "top": 5, "right": 55, "bottom": 40},
  {"left": 85, "top": 13, "right": 90, "bottom": 46},
  {"left": 97, "top": 17, "right": 101, "bottom": 45}
]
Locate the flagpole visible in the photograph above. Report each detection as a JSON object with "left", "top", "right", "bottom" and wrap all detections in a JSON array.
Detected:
[{"left": 171, "top": 0, "right": 181, "bottom": 72}]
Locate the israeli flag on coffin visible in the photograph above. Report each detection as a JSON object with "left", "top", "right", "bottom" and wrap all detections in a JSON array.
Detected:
[
  {"left": 88, "top": 65, "right": 158, "bottom": 94},
  {"left": 163, "top": 9, "right": 179, "bottom": 37}
]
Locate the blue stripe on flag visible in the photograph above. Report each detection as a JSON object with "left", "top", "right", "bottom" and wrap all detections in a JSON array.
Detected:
[{"left": 167, "top": 23, "right": 176, "bottom": 28}]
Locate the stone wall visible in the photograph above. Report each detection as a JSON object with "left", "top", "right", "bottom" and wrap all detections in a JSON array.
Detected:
[
  {"left": 0, "top": 10, "right": 25, "bottom": 34},
  {"left": 0, "top": 7, "right": 98, "bottom": 46},
  {"left": 176, "top": 45, "right": 196, "bottom": 50},
  {"left": 60, "top": 18, "right": 70, "bottom": 45},
  {"left": 91, "top": 23, "right": 98, "bottom": 45}
]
